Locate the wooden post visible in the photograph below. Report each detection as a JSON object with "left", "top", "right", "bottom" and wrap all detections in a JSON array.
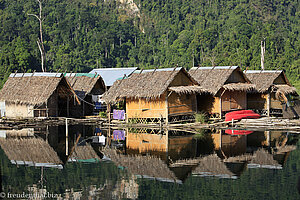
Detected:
[
  {"left": 82, "top": 101, "right": 85, "bottom": 116},
  {"left": 67, "top": 96, "right": 69, "bottom": 117},
  {"left": 266, "top": 131, "right": 270, "bottom": 146},
  {"left": 65, "top": 118, "right": 68, "bottom": 156},
  {"left": 267, "top": 93, "right": 271, "bottom": 117},
  {"left": 165, "top": 93, "right": 169, "bottom": 125},
  {"left": 56, "top": 92, "right": 58, "bottom": 117},
  {"left": 219, "top": 97, "right": 222, "bottom": 119},
  {"left": 194, "top": 94, "right": 198, "bottom": 113},
  {"left": 46, "top": 101, "right": 48, "bottom": 117},
  {"left": 108, "top": 103, "right": 111, "bottom": 124},
  {"left": 166, "top": 129, "right": 169, "bottom": 161},
  {"left": 220, "top": 130, "right": 222, "bottom": 150}
]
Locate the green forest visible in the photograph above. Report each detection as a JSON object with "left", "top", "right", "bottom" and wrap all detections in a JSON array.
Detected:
[{"left": 0, "top": 0, "right": 299, "bottom": 90}]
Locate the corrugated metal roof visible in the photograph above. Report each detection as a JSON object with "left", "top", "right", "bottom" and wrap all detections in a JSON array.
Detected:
[
  {"left": 89, "top": 67, "right": 138, "bottom": 86},
  {"left": 190, "top": 66, "right": 238, "bottom": 70},
  {"left": 9, "top": 73, "right": 62, "bottom": 78},
  {"left": 134, "top": 67, "right": 182, "bottom": 73},
  {"left": 64, "top": 73, "right": 99, "bottom": 78},
  {"left": 244, "top": 70, "right": 283, "bottom": 74}
]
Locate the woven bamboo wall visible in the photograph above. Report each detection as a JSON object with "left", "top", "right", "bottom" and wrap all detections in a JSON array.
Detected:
[
  {"left": 5, "top": 103, "right": 34, "bottom": 118},
  {"left": 126, "top": 96, "right": 167, "bottom": 118},
  {"left": 221, "top": 91, "right": 247, "bottom": 111}
]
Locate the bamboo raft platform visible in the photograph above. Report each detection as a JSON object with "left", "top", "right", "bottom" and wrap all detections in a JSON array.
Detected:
[{"left": 0, "top": 116, "right": 299, "bottom": 133}]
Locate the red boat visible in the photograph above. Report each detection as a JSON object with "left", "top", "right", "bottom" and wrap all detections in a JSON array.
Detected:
[
  {"left": 225, "top": 110, "right": 260, "bottom": 121},
  {"left": 225, "top": 129, "right": 253, "bottom": 135}
]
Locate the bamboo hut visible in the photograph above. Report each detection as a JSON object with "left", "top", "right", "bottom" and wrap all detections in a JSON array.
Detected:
[
  {"left": 103, "top": 67, "right": 208, "bottom": 123},
  {"left": 0, "top": 73, "right": 80, "bottom": 118},
  {"left": 0, "top": 137, "right": 63, "bottom": 168},
  {"left": 189, "top": 66, "right": 254, "bottom": 118},
  {"left": 244, "top": 70, "right": 298, "bottom": 116},
  {"left": 65, "top": 73, "right": 106, "bottom": 116}
]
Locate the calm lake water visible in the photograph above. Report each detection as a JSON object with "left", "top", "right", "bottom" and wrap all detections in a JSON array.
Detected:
[{"left": 0, "top": 125, "right": 299, "bottom": 199}]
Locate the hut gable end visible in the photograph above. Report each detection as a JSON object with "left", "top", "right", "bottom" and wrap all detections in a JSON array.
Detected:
[
  {"left": 225, "top": 69, "right": 248, "bottom": 84},
  {"left": 0, "top": 73, "right": 79, "bottom": 106},
  {"left": 244, "top": 70, "right": 296, "bottom": 94},
  {"left": 65, "top": 73, "right": 106, "bottom": 99},
  {"left": 189, "top": 66, "right": 253, "bottom": 95}
]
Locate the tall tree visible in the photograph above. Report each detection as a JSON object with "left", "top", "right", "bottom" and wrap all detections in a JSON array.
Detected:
[{"left": 28, "top": 0, "right": 46, "bottom": 72}]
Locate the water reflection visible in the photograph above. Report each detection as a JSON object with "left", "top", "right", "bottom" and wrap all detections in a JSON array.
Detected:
[{"left": 0, "top": 126, "right": 299, "bottom": 199}]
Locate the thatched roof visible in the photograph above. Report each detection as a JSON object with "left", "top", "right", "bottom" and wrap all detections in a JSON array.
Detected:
[
  {"left": 244, "top": 70, "right": 297, "bottom": 94},
  {"left": 189, "top": 66, "right": 253, "bottom": 95},
  {"left": 65, "top": 73, "right": 106, "bottom": 99},
  {"left": 0, "top": 73, "right": 79, "bottom": 106},
  {"left": 69, "top": 143, "right": 101, "bottom": 162},
  {"left": 103, "top": 67, "right": 206, "bottom": 103},
  {"left": 0, "top": 137, "right": 63, "bottom": 168},
  {"left": 102, "top": 148, "right": 181, "bottom": 183},
  {"left": 192, "top": 154, "right": 237, "bottom": 179},
  {"left": 248, "top": 148, "right": 282, "bottom": 169}
]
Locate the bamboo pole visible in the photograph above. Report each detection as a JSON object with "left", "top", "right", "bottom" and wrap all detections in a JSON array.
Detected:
[{"left": 66, "top": 118, "right": 68, "bottom": 156}]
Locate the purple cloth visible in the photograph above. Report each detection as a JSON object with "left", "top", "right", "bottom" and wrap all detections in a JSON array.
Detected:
[
  {"left": 113, "top": 109, "right": 125, "bottom": 120},
  {"left": 113, "top": 130, "right": 125, "bottom": 141}
]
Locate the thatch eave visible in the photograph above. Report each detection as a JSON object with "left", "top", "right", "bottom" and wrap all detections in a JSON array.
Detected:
[
  {"left": 222, "top": 83, "right": 256, "bottom": 92},
  {"left": 168, "top": 85, "right": 211, "bottom": 95},
  {"left": 272, "top": 84, "right": 298, "bottom": 95}
]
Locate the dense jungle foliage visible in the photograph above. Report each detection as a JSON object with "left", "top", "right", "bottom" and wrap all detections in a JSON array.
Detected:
[{"left": 0, "top": 0, "right": 299, "bottom": 90}]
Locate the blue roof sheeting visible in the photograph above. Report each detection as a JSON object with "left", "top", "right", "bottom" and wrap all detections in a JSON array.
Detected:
[{"left": 89, "top": 67, "right": 138, "bottom": 86}]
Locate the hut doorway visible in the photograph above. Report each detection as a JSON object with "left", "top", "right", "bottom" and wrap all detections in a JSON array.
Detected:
[{"left": 196, "top": 94, "right": 215, "bottom": 114}]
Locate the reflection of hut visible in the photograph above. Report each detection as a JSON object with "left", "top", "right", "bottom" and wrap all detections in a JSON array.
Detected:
[
  {"left": 103, "top": 68, "right": 207, "bottom": 123},
  {"left": 247, "top": 131, "right": 288, "bottom": 148},
  {"left": 189, "top": 66, "right": 254, "bottom": 118},
  {"left": 0, "top": 137, "right": 63, "bottom": 168},
  {"left": 102, "top": 149, "right": 182, "bottom": 183},
  {"left": 0, "top": 73, "right": 79, "bottom": 118},
  {"left": 68, "top": 143, "right": 101, "bottom": 162},
  {"left": 192, "top": 154, "right": 237, "bottom": 179},
  {"left": 244, "top": 70, "right": 298, "bottom": 116},
  {"left": 274, "top": 145, "right": 297, "bottom": 166},
  {"left": 65, "top": 73, "right": 106, "bottom": 116},
  {"left": 248, "top": 148, "right": 282, "bottom": 169},
  {"left": 0, "top": 128, "right": 35, "bottom": 137},
  {"left": 126, "top": 132, "right": 168, "bottom": 157},
  {"left": 212, "top": 130, "right": 247, "bottom": 158},
  {"left": 126, "top": 129, "right": 198, "bottom": 161}
]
